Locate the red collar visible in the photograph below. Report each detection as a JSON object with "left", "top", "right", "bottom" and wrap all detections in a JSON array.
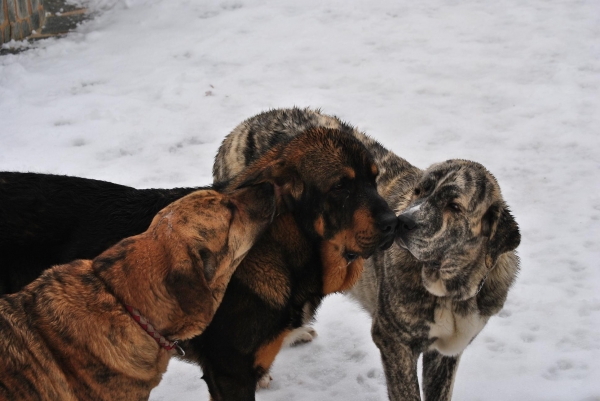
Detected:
[{"left": 124, "top": 305, "right": 185, "bottom": 356}]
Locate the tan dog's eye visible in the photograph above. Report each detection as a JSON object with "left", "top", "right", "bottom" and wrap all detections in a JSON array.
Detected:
[
  {"left": 226, "top": 201, "right": 237, "bottom": 223},
  {"left": 447, "top": 202, "right": 462, "bottom": 213}
]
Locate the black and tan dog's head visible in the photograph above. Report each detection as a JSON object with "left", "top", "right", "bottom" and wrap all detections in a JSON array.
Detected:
[
  {"left": 94, "top": 183, "right": 276, "bottom": 339},
  {"left": 395, "top": 159, "right": 521, "bottom": 300},
  {"left": 228, "top": 127, "right": 397, "bottom": 293}
]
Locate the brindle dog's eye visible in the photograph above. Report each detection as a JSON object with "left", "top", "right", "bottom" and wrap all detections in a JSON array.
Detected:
[
  {"left": 447, "top": 202, "right": 461, "bottom": 213},
  {"left": 414, "top": 187, "right": 421, "bottom": 196},
  {"left": 421, "top": 180, "right": 434, "bottom": 195}
]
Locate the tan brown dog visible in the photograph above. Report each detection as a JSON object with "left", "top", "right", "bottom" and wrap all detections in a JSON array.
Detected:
[{"left": 0, "top": 183, "right": 276, "bottom": 401}]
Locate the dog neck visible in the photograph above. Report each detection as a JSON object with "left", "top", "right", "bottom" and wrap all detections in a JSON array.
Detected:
[
  {"left": 124, "top": 305, "right": 185, "bottom": 355},
  {"left": 92, "top": 231, "right": 205, "bottom": 340}
]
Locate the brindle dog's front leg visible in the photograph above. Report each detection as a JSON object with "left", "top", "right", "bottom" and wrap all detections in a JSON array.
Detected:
[
  {"left": 372, "top": 318, "right": 421, "bottom": 401},
  {"left": 422, "top": 350, "right": 461, "bottom": 401}
]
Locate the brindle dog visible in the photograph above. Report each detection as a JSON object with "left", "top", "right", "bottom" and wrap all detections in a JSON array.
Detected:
[
  {"left": 0, "top": 183, "right": 276, "bottom": 401},
  {"left": 216, "top": 108, "right": 521, "bottom": 401}
]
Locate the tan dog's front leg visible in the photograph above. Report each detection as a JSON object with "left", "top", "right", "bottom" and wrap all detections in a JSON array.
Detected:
[
  {"left": 422, "top": 351, "right": 461, "bottom": 401},
  {"left": 372, "top": 317, "right": 421, "bottom": 401}
]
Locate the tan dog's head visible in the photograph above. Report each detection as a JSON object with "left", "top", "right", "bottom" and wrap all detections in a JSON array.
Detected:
[
  {"left": 94, "top": 183, "right": 276, "bottom": 339},
  {"left": 395, "top": 160, "right": 520, "bottom": 300}
]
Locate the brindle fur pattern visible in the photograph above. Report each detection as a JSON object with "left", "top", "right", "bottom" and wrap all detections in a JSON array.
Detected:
[
  {"left": 0, "top": 185, "right": 276, "bottom": 401},
  {"left": 221, "top": 108, "right": 521, "bottom": 401},
  {"left": 195, "top": 120, "right": 397, "bottom": 400}
]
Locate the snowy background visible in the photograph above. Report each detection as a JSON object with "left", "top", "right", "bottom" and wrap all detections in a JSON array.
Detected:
[{"left": 1, "top": 0, "right": 599, "bottom": 399}]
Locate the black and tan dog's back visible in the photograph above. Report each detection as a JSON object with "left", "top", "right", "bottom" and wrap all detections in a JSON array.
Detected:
[{"left": 0, "top": 183, "right": 275, "bottom": 401}]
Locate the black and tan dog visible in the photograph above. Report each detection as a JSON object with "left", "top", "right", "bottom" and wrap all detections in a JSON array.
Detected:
[
  {"left": 0, "top": 183, "right": 276, "bottom": 401},
  {"left": 0, "top": 125, "right": 397, "bottom": 400},
  {"left": 191, "top": 125, "right": 397, "bottom": 399},
  {"left": 216, "top": 108, "right": 521, "bottom": 401}
]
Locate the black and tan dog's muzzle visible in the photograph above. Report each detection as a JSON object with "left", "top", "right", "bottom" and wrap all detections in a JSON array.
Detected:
[
  {"left": 395, "top": 212, "right": 418, "bottom": 249},
  {"left": 376, "top": 210, "right": 398, "bottom": 251}
]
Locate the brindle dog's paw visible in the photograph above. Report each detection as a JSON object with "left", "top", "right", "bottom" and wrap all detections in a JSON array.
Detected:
[
  {"left": 256, "top": 373, "right": 272, "bottom": 390},
  {"left": 283, "top": 326, "right": 318, "bottom": 347}
]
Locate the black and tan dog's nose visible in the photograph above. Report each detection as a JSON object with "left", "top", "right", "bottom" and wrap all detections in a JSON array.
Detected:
[
  {"left": 378, "top": 212, "right": 398, "bottom": 235},
  {"left": 398, "top": 214, "right": 418, "bottom": 232},
  {"left": 377, "top": 211, "right": 398, "bottom": 250}
]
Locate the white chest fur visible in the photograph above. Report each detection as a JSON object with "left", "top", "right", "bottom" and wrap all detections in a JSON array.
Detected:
[{"left": 428, "top": 298, "right": 488, "bottom": 356}]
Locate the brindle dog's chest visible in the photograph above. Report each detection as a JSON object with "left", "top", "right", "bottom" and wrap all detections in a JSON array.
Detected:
[{"left": 427, "top": 297, "right": 489, "bottom": 356}]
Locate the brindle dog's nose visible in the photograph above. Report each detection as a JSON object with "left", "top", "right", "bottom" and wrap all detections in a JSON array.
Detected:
[{"left": 398, "top": 214, "right": 418, "bottom": 232}]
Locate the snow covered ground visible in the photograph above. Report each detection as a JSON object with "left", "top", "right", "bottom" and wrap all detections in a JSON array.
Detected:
[{"left": 1, "top": 0, "right": 599, "bottom": 399}]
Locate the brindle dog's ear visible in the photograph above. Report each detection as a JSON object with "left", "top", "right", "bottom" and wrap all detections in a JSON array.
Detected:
[{"left": 482, "top": 202, "right": 521, "bottom": 268}]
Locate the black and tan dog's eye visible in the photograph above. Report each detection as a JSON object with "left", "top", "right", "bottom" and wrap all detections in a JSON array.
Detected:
[
  {"left": 343, "top": 252, "right": 359, "bottom": 263},
  {"left": 331, "top": 181, "right": 346, "bottom": 193}
]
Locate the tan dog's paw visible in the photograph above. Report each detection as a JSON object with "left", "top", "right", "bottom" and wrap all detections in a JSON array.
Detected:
[
  {"left": 283, "top": 326, "right": 318, "bottom": 347},
  {"left": 256, "top": 373, "right": 272, "bottom": 390}
]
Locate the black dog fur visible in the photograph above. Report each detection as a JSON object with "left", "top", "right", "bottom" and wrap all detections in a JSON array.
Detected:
[{"left": 0, "top": 172, "right": 199, "bottom": 294}]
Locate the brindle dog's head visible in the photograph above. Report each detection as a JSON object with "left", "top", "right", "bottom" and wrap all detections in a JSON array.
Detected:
[
  {"left": 395, "top": 160, "right": 521, "bottom": 300},
  {"left": 234, "top": 127, "right": 397, "bottom": 261}
]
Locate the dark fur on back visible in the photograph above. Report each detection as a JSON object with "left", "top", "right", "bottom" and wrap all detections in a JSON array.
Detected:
[{"left": 0, "top": 172, "right": 200, "bottom": 294}]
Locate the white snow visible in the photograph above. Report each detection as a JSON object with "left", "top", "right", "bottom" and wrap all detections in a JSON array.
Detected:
[{"left": 1, "top": 0, "right": 599, "bottom": 399}]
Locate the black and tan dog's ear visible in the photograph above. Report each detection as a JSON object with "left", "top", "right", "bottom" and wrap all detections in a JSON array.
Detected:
[
  {"left": 482, "top": 201, "right": 521, "bottom": 268},
  {"left": 236, "top": 158, "right": 304, "bottom": 202}
]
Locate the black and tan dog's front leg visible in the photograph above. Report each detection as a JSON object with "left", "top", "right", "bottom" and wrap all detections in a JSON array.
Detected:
[
  {"left": 422, "top": 350, "right": 461, "bottom": 401},
  {"left": 372, "top": 318, "right": 421, "bottom": 401}
]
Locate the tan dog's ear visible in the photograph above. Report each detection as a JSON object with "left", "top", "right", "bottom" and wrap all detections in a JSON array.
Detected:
[
  {"left": 482, "top": 202, "right": 521, "bottom": 268},
  {"left": 165, "top": 263, "right": 212, "bottom": 317}
]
